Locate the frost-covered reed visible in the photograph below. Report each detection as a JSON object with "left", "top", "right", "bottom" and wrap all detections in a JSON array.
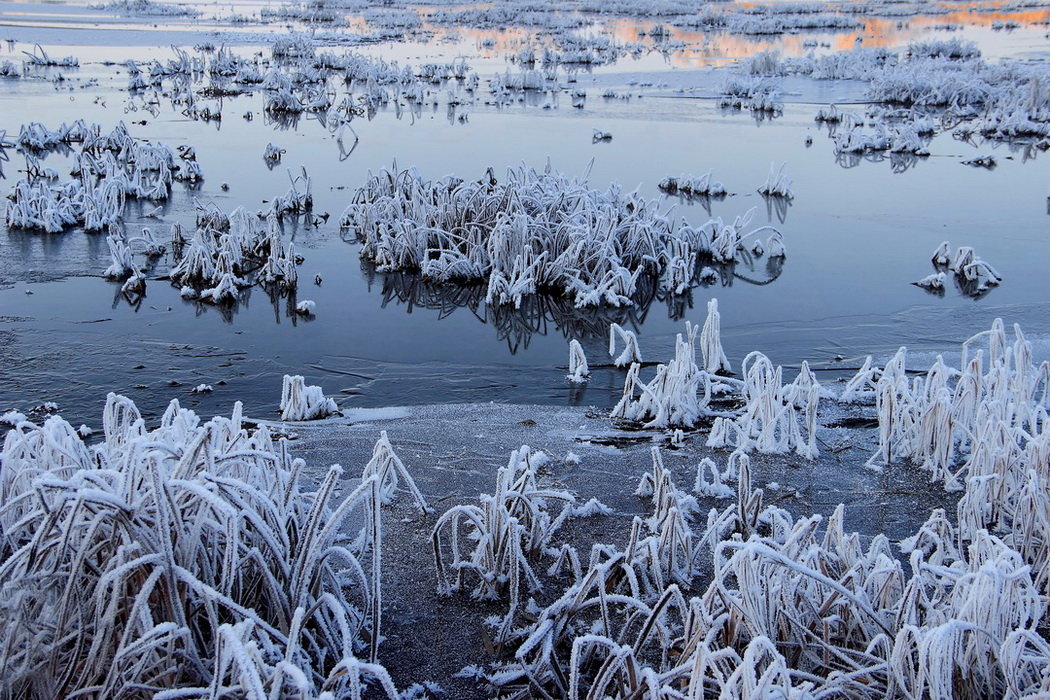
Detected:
[
  {"left": 491, "top": 412, "right": 1049, "bottom": 698},
  {"left": 608, "top": 323, "right": 642, "bottom": 367},
  {"left": 719, "top": 76, "right": 783, "bottom": 113},
  {"left": 0, "top": 395, "right": 415, "bottom": 697},
  {"left": 657, "top": 169, "right": 726, "bottom": 197},
  {"left": 844, "top": 318, "right": 1049, "bottom": 587},
  {"left": 707, "top": 351, "right": 821, "bottom": 458},
  {"left": 341, "top": 164, "right": 786, "bottom": 309},
  {"left": 915, "top": 241, "right": 1002, "bottom": 296},
  {"left": 757, "top": 161, "right": 793, "bottom": 198},
  {"left": 21, "top": 43, "right": 78, "bottom": 68},
  {"left": 4, "top": 121, "right": 199, "bottom": 234},
  {"left": 736, "top": 40, "right": 1049, "bottom": 148},
  {"left": 280, "top": 374, "right": 339, "bottom": 420},
  {"left": 432, "top": 445, "right": 589, "bottom": 643},
  {"left": 566, "top": 339, "right": 590, "bottom": 383},
  {"left": 612, "top": 321, "right": 712, "bottom": 428},
  {"left": 169, "top": 203, "right": 301, "bottom": 305}
]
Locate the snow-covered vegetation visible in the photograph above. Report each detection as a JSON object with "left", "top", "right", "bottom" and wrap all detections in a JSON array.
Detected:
[
  {"left": 914, "top": 241, "right": 1002, "bottom": 297},
  {"left": 2, "top": 0, "right": 1049, "bottom": 694},
  {"left": 0, "top": 395, "right": 420, "bottom": 697},
  {"left": 341, "top": 164, "right": 787, "bottom": 308},
  {"left": 657, "top": 170, "right": 726, "bottom": 197},
  {"left": 5, "top": 121, "right": 200, "bottom": 233},
  {"left": 471, "top": 317, "right": 1049, "bottom": 697},
  {"left": 280, "top": 374, "right": 339, "bottom": 420}
]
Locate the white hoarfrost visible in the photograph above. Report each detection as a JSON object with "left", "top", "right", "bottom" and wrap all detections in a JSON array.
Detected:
[
  {"left": 340, "top": 164, "right": 786, "bottom": 307},
  {"left": 757, "top": 161, "right": 793, "bottom": 198},
  {"left": 0, "top": 394, "right": 428, "bottom": 697},
  {"left": 609, "top": 323, "right": 642, "bottom": 367},
  {"left": 700, "top": 297, "right": 731, "bottom": 374},
  {"left": 566, "top": 339, "right": 590, "bottom": 383},
  {"left": 280, "top": 374, "right": 339, "bottom": 420}
]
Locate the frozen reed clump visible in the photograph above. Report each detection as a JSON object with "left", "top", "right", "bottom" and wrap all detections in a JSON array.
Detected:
[
  {"left": 167, "top": 204, "right": 300, "bottom": 306},
  {"left": 657, "top": 169, "right": 726, "bottom": 197},
  {"left": 612, "top": 298, "right": 743, "bottom": 429},
  {"left": 263, "top": 141, "right": 285, "bottom": 164},
  {"left": 693, "top": 455, "right": 734, "bottom": 498},
  {"left": 700, "top": 297, "right": 731, "bottom": 374},
  {"left": 608, "top": 300, "right": 829, "bottom": 456},
  {"left": 265, "top": 166, "right": 313, "bottom": 217},
  {"left": 608, "top": 323, "right": 642, "bottom": 367},
  {"left": 4, "top": 121, "right": 201, "bottom": 234},
  {"left": 914, "top": 240, "right": 1002, "bottom": 296},
  {"left": 340, "top": 163, "right": 786, "bottom": 308},
  {"left": 706, "top": 351, "right": 822, "bottom": 459},
  {"left": 833, "top": 121, "right": 931, "bottom": 156},
  {"left": 718, "top": 76, "right": 783, "bottom": 113},
  {"left": 90, "top": 0, "right": 200, "bottom": 16},
  {"left": 280, "top": 374, "right": 339, "bottom": 420},
  {"left": 757, "top": 161, "right": 793, "bottom": 198},
  {"left": 905, "top": 38, "right": 981, "bottom": 61},
  {"left": 737, "top": 41, "right": 1047, "bottom": 148},
  {"left": 846, "top": 318, "right": 1050, "bottom": 584},
  {"left": 431, "top": 445, "right": 586, "bottom": 643},
  {"left": 566, "top": 339, "right": 590, "bottom": 383},
  {"left": 612, "top": 321, "right": 711, "bottom": 429},
  {"left": 21, "top": 44, "right": 78, "bottom": 68},
  {"left": 0, "top": 394, "right": 408, "bottom": 697},
  {"left": 492, "top": 423, "right": 1049, "bottom": 699}
]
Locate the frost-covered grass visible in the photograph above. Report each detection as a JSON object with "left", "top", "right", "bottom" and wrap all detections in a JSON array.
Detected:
[
  {"left": 281, "top": 374, "right": 338, "bottom": 420},
  {"left": 738, "top": 42, "right": 1050, "bottom": 149},
  {"left": 90, "top": 0, "right": 200, "bottom": 17},
  {"left": 2, "top": 322, "right": 1047, "bottom": 697},
  {"left": 474, "top": 319, "right": 1050, "bottom": 698},
  {"left": 432, "top": 444, "right": 599, "bottom": 644},
  {"left": 5, "top": 121, "right": 199, "bottom": 234},
  {"left": 341, "top": 164, "right": 786, "bottom": 309},
  {"left": 758, "top": 161, "right": 793, "bottom": 198},
  {"left": 914, "top": 241, "right": 1002, "bottom": 297},
  {"left": 21, "top": 44, "right": 78, "bottom": 68},
  {"left": 657, "top": 170, "right": 726, "bottom": 197},
  {"left": 0, "top": 395, "right": 420, "bottom": 697},
  {"left": 166, "top": 192, "right": 314, "bottom": 307},
  {"left": 612, "top": 299, "right": 739, "bottom": 429}
]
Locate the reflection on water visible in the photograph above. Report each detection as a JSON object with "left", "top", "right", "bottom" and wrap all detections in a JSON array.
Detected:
[{"left": 360, "top": 251, "right": 784, "bottom": 354}]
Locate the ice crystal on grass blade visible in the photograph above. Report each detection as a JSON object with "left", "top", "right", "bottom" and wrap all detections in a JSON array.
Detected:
[{"left": 0, "top": 395, "right": 402, "bottom": 698}]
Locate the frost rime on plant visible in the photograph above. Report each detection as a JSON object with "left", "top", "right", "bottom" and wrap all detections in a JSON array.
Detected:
[
  {"left": 280, "top": 375, "right": 338, "bottom": 421},
  {"left": 0, "top": 395, "right": 409, "bottom": 698}
]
